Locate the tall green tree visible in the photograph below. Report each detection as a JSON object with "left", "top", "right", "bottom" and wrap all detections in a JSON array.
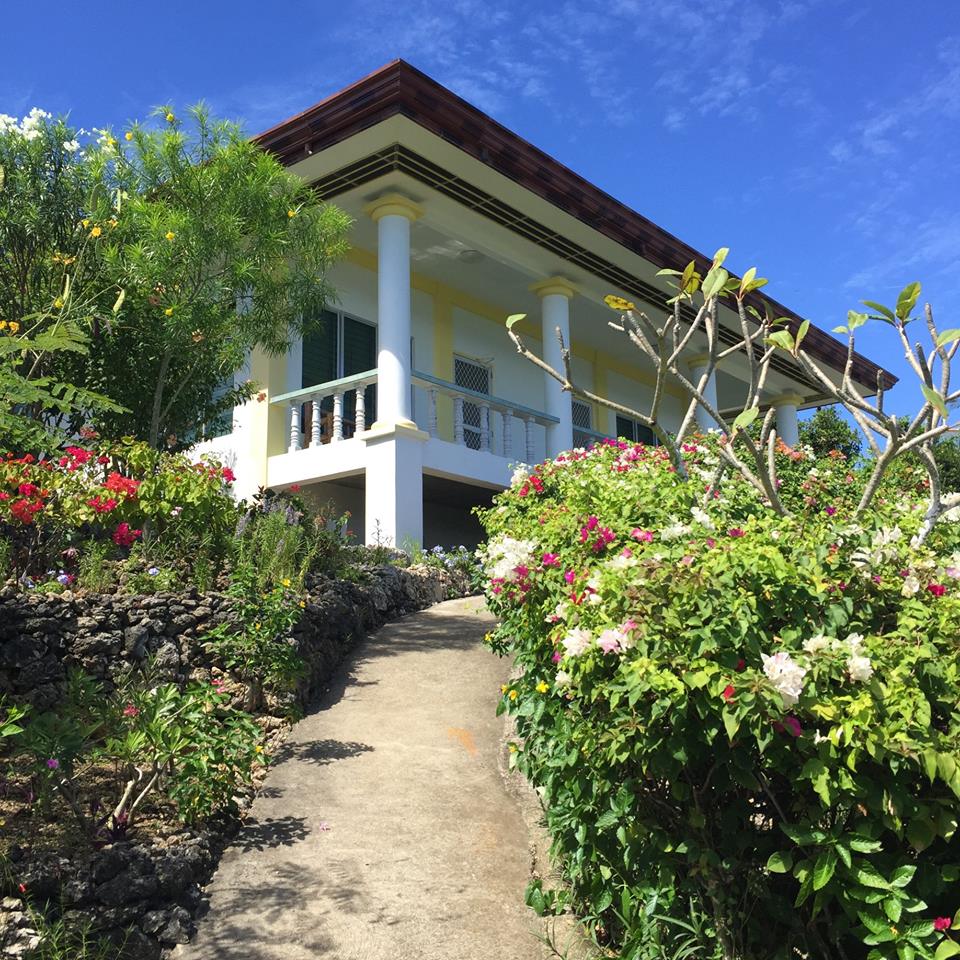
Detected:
[
  {"left": 59, "top": 104, "right": 351, "bottom": 448},
  {"left": 0, "top": 109, "right": 122, "bottom": 448},
  {"left": 798, "top": 405, "right": 862, "bottom": 460}
]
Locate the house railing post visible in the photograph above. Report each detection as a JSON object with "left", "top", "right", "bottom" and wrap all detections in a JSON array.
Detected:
[
  {"left": 428, "top": 389, "right": 438, "bottom": 438},
  {"left": 355, "top": 386, "right": 366, "bottom": 433},
  {"left": 332, "top": 391, "right": 344, "bottom": 442},
  {"left": 310, "top": 398, "right": 322, "bottom": 448},
  {"left": 453, "top": 396, "right": 464, "bottom": 445},
  {"left": 479, "top": 402, "right": 490, "bottom": 452},
  {"left": 524, "top": 415, "right": 535, "bottom": 462},
  {"left": 503, "top": 409, "right": 513, "bottom": 457},
  {"left": 288, "top": 402, "right": 301, "bottom": 453}
]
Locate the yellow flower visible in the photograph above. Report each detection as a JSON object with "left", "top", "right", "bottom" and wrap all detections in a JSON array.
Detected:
[
  {"left": 8, "top": 322, "right": 19, "bottom": 334},
  {"left": 287, "top": 209, "right": 296, "bottom": 218},
  {"left": 254, "top": 745, "right": 263, "bottom": 754},
  {"left": 108, "top": 218, "right": 118, "bottom": 229},
  {"left": 81, "top": 219, "right": 90, "bottom": 228},
  {"left": 164, "top": 307, "right": 174, "bottom": 317},
  {"left": 165, "top": 231, "right": 175, "bottom": 241},
  {"left": 90, "top": 226, "right": 101, "bottom": 238},
  {"left": 53, "top": 298, "right": 63, "bottom": 309},
  {"left": 508, "top": 743, "right": 518, "bottom": 753},
  {"left": 500, "top": 684, "right": 508, "bottom": 694},
  {"left": 125, "top": 131, "right": 133, "bottom": 141},
  {"left": 166, "top": 112, "right": 175, "bottom": 123},
  {"left": 536, "top": 680, "right": 549, "bottom": 694},
  {"left": 508, "top": 689, "right": 518, "bottom": 701},
  {"left": 298, "top": 600, "right": 306, "bottom": 608},
  {"left": 281, "top": 578, "right": 291, "bottom": 588},
  {"left": 254, "top": 622, "right": 261, "bottom": 630},
  {"left": 0, "top": 321, "right": 6, "bottom": 330}
]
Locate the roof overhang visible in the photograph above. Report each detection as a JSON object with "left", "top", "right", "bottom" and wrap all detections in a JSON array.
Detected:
[{"left": 254, "top": 59, "right": 897, "bottom": 396}]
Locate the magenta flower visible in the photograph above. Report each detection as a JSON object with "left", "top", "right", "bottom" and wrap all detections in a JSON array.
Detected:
[
  {"left": 782, "top": 716, "right": 802, "bottom": 737},
  {"left": 564, "top": 569, "right": 576, "bottom": 584},
  {"left": 934, "top": 917, "right": 952, "bottom": 932},
  {"left": 928, "top": 583, "right": 947, "bottom": 598},
  {"left": 542, "top": 553, "right": 560, "bottom": 567},
  {"left": 46, "top": 758, "right": 60, "bottom": 770},
  {"left": 825, "top": 506, "right": 837, "bottom": 516},
  {"left": 728, "top": 528, "right": 745, "bottom": 538},
  {"left": 551, "top": 650, "right": 562, "bottom": 663},
  {"left": 630, "top": 528, "right": 654, "bottom": 542}
]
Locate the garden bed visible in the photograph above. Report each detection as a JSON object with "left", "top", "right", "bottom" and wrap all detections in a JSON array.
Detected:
[{"left": 0, "top": 563, "right": 472, "bottom": 958}]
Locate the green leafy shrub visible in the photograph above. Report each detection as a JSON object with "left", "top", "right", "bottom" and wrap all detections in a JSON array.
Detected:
[
  {"left": 480, "top": 437, "right": 960, "bottom": 959},
  {"left": 204, "top": 561, "right": 305, "bottom": 712},
  {"left": 0, "top": 438, "right": 239, "bottom": 582},
  {"left": 15, "top": 668, "right": 263, "bottom": 839}
]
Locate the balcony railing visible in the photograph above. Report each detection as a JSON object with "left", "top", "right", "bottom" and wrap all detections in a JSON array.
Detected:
[
  {"left": 271, "top": 369, "right": 559, "bottom": 460},
  {"left": 573, "top": 425, "right": 612, "bottom": 448}
]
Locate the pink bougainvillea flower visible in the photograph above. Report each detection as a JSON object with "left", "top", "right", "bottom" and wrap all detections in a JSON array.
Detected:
[
  {"left": 824, "top": 506, "right": 837, "bottom": 516},
  {"left": 782, "top": 716, "right": 802, "bottom": 737},
  {"left": 721, "top": 684, "right": 736, "bottom": 702},
  {"left": 221, "top": 467, "right": 236, "bottom": 483},
  {"left": 736, "top": 658, "right": 746, "bottom": 672},
  {"left": 630, "top": 528, "right": 654, "bottom": 542},
  {"left": 564, "top": 569, "right": 576, "bottom": 584},
  {"left": 112, "top": 522, "right": 142, "bottom": 547},
  {"left": 934, "top": 917, "right": 952, "bottom": 931},
  {"left": 705, "top": 537, "right": 716, "bottom": 549},
  {"left": 728, "top": 528, "right": 745, "bottom": 538},
  {"left": 542, "top": 553, "right": 560, "bottom": 567},
  {"left": 123, "top": 703, "right": 139, "bottom": 718},
  {"left": 928, "top": 583, "right": 947, "bottom": 597},
  {"left": 551, "top": 650, "right": 562, "bottom": 663}
]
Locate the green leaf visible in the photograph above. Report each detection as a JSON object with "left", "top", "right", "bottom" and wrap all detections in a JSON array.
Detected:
[
  {"left": 112, "top": 288, "right": 126, "bottom": 314},
  {"left": 890, "top": 865, "right": 917, "bottom": 889},
  {"left": 739, "top": 267, "right": 756, "bottom": 293},
  {"left": 702, "top": 266, "right": 729, "bottom": 300},
  {"left": 767, "top": 851, "right": 793, "bottom": 873},
  {"left": 655, "top": 268, "right": 682, "bottom": 277},
  {"left": 596, "top": 810, "right": 619, "bottom": 829},
  {"left": 907, "top": 818, "right": 935, "bottom": 852},
  {"left": 813, "top": 849, "right": 838, "bottom": 890},
  {"left": 506, "top": 313, "right": 526, "bottom": 330},
  {"left": 862, "top": 300, "right": 896, "bottom": 322},
  {"left": 795, "top": 320, "right": 811, "bottom": 353},
  {"left": 848, "top": 310, "right": 869, "bottom": 330},
  {"left": 766, "top": 330, "right": 795, "bottom": 352},
  {"left": 922, "top": 385, "right": 949, "bottom": 419},
  {"left": 712, "top": 247, "right": 729, "bottom": 268},
  {"left": 732, "top": 406, "right": 760, "bottom": 431},
  {"left": 896, "top": 281, "right": 922, "bottom": 321},
  {"left": 723, "top": 710, "right": 740, "bottom": 741},
  {"left": 937, "top": 328, "right": 960, "bottom": 348},
  {"left": 935, "top": 941, "right": 960, "bottom": 959}
]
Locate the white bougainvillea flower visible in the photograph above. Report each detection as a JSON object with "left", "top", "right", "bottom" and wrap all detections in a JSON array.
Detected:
[
  {"left": 690, "top": 506, "right": 715, "bottom": 530},
  {"left": 661, "top": 519, "right": 690, "bottom": 540},
  {"left": 596, "top": 628, "right": 626, "bottom": 655},
  {"left": 761, "top": 651, "right": 808, "bottom": 707},
  {"left": 562, "top": 628, "right": 592, "bottom": 657},
  {"left": 803, "top": 634, "right": 831, "bottom": 655},
  {"left": 901, "top": 575, "right": 921, "bottom": 597},
  {"left": 555, "top": 670, "right": 572, "bottom": 687},
  {"left": 483, "top": 534, "right": 538, "bottom": 582},
  {"left": 847, "top": 654, "right": 874, "bottom": 682}
]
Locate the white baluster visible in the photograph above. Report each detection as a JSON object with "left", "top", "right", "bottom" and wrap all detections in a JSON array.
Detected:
[
  {"left": 503, "top": 409, "right": 513, "bottom": 457},
  {"left": 355, "top": 386, "right": 366, "bottom": 433},
  {"left": 310, "top": 398, "right": 322, "bottom": 448},
  {"left": 524, "top": 416, "right": 535, "bottom": 462},
  {"left": 454, "top": 396, "right": 465, "bottom": 445},
  {"left": 332, "top": 391, "right": 344, "bottom": 442},
  {"left": 288, "top": 402, "right": 301, "bottom": 453},
  {"left": 479, "top": 403, "right": 490, "bottom": 452},
  {"left": 428, "top": 389, "right": 438, "bottom": 438}
]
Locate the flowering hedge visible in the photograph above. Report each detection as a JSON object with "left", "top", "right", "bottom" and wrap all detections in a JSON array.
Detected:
[
  {"left": 0, "top": 437, "right": 239, "bottom": 580},
  {"left": 480, "top": 438, "right": 960, "bottom": 959}
]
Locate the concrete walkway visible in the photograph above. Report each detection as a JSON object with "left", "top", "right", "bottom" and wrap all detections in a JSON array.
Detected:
[{"left": 174, "top": 596, "right": 542, "bottom": 960}]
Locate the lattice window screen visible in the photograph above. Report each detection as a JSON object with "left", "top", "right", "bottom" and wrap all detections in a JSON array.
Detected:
[{"left": 454, "top": 356, "right": 491, "bottom": 450}]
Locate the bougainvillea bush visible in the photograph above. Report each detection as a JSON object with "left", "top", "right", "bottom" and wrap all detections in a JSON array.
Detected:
[
  {"left": 480, "top": 437, "right": 960, "bottom": 960},
  {"left": 0, "top": 437, "right": 239, "bottom": 582}
]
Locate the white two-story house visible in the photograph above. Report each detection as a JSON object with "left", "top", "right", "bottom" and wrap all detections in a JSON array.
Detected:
[{"left": 198, "top": 60, "right": 896, "bottom": 549}]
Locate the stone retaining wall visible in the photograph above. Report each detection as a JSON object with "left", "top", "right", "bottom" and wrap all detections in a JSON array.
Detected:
[{"left": 0, "top": 564, "right": 473, "bottom": 958}]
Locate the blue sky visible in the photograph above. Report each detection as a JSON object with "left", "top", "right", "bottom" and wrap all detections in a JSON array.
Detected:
[{"left": 4, "top": 0, "right": 957, "bottom": 417}]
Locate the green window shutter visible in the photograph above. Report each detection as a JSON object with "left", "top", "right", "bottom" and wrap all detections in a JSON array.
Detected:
[{"left": 302, "top": 310, "right": 338, "bottom": 388}]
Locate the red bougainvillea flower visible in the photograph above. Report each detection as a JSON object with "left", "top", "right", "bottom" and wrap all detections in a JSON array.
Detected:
[
  {"left": 782, "top": 716, "right": 802, "bottom": 737},
  {"left": 104, "top": 472, "right": 141, "bottom": 498},
  {"left": 728, "top": 528, "right": 746, "bottom": 538},
  {"left": 17, "top": 483, "right": 39, "bottom": 497},
  {"left": 123, "top": 703, "right": 139, "bottom": 718},
  {"left": 934, "top": 917, "right": 952, "bottom": 931},
  {"left": 87, "top": 496, "right": 119, "bottom": 514},
  {"left": 112, "top": 522, "right": 142, "bottom": 547},
  {"left": 221, "top": 467, "right": 236, "bottom": 483},
  {"left": 64, "top": 446, "right": 93, "bottom": 465},
  {"left": 736, "top": 658, "right": 746, "bottom": 672},
  {"left": 10, "top": 498, "right": 43, "bottom": 524},
  {"left": 928, "top": 583, "right": 947, "bottom": 598},
  {"left": 721, "top": 684, "right": 736, "bottom": 702},
  {"left": 18, "top": 883, "right": 26, "bottom": 894}
]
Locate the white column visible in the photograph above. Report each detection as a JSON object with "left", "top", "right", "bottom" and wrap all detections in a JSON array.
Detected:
[
  {"left": 362, "top": 426, "right": 426, "bottom": 549},
  {"left": 774, "top": 393, "right": 802, "bottom": 447},
  {"left": 687, "top": 353, "right": 719, "bottom": 432},
  {"left": 531, "top": 277, "right": 576, "bottom": 458},
  {"left": 364, "top": 193, "right": 423, "bottom": 430}
]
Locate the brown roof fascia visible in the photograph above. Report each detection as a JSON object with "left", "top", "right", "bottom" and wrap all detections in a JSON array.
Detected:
[{"left": 254, "top": 59, "right": 897, "bottom": 392}]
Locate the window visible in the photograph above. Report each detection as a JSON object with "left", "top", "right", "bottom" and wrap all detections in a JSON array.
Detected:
[
  {"left": 302, "top": 310, "right": 377, "bottom": 440},
  {"left": 454, "top": 355, "right": 491, "bottom": 451},
  {"left": 572, "top": 399, "right": 593, "bottom": 447},
  {"left": 616, "top": 414, "right": 656, "bottom": 445}
]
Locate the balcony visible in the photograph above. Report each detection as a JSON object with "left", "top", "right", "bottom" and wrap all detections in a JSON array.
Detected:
[{"left": 267, "top": 369, "right": 561, "bottom": 489}]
